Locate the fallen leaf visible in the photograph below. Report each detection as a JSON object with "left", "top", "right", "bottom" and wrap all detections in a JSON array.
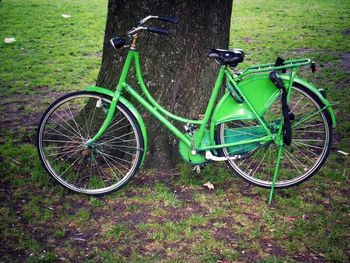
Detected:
[
  {"left": 203, "top": 181, "right": 214, "bottom": 190},
  {"left": 337, "top": 150, "right": 349, "bottom": 156},
  {"left": 4, "top": 37, "right": 16, "bottom": 43}
]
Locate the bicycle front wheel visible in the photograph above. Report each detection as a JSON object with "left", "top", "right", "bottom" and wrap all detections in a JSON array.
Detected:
[
  {"left": 217, "top": 84, "right": 332, "bottom": 188},
  {"left": 37, "top": 91, "right": 144, "bottom": 195}
]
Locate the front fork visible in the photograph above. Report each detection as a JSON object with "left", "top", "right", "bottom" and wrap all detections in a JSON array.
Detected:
[{"left": 85, "top": 87, "right": 122, "bottom": 147}]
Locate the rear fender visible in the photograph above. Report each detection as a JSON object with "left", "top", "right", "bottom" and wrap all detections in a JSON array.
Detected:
[
  {"left": 210, "top": 73, "right": 336, "bottom": 145},
  {"left": 86, "top": 85, "right": 148, "bottom": 166},
  {"left": 210, "top": 74, "right": 280, "bottom": 145}
]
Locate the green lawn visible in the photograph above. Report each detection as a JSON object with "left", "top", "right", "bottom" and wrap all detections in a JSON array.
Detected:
[
  {"left": 0, "top": 0, "right": 105, "bottom": 95},
  {"left": 1, "top": 0, "right": 349, "bottom": 262}
]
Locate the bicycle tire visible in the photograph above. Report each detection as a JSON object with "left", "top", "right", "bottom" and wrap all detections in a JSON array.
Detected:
[
  {"left": 217, "top": 83, "right": 333, "bottom": 188},
  {"left": 37, "top": 91, "right": 144, "bottom": 195}
]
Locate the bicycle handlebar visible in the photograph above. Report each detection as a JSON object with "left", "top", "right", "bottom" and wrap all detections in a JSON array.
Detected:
[
  {"left": 147, "top": 26, "right": 169, "bottom": 35},
  {"left": 111, "top": 15, "right": 177, "bottom": 49},
  {"left": 127, "top": 15, "right": 178, "bottom": 36}
]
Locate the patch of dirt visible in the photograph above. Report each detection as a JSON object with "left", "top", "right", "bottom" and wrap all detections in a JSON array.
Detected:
[
  {"left": 341, "top": 53, "right": 350, "bottom": 70},
  {"left": 173, "top": 187, "right": 194, "bottom": 202},
  {"left": 259, "top": 239, "right": 286, "bottom": 257},
  {"left": 155, "top": 203, "right": 207, "bottom": 224},
  {"left": 293, "top": 250, "right": 326, "bottom": 262},
  {"left": 243, "top": 211, "right": 262, "bottom": 221},
  {"left": 211, "top": 217, "right": 237, "bottom": 243},
  {"left": 291, "top": 48, "right": 318, "bottom": 54},
  {"left": 0, "top": 86, "right": 63, "bottom": 142},
  {"left": 132, "top": 169, "right": 179, "bottom": 188},
  {"left": 241, "top": 37, "right": 254, "bottom": 44},
  {"left": 287, "top": 48, "right": 319, "bottom": 58},
  {"left": 235, "top": 181, "right": 260, "bottom": 199},
  {"left": 236, "top": 249, "right": 261, "bottom": 262},
  {"left": 343, "top": 29, "right": 350, "bottom": 35}
]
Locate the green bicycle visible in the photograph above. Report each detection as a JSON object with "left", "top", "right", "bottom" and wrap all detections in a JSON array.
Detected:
[{"left": 37, "top": 16, "right": 336, "bottom": 202}]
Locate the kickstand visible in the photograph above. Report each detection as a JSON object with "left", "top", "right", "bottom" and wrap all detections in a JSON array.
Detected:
[{"left": 268, "top": 142, "right": 284, "bottom": 205}]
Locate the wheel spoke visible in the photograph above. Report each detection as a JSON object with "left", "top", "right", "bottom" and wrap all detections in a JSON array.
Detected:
[
  {"left": 283, "top": 149, "right": 302, "bottom": 176},
  {"left": 98, "top": 143, "right": 136, "bottom": 157},
  {"left": 66, "top": 104, "right": 88, "bottom": 139},
  {"left": 102, "top": 116, "right": 127, "bottom": 136},
  {"left": 293, "top": 138, "right": 324, "bottom": 142},
  {"left": 89, "top": 104, "right": 97, "bottom": 134},
  {"left": 90, "top": 153, "right": 108, "bottom": 188},
  {"left": 98, "top": 151, "right": 124, "bottom": 179},
  {"left": 98, "top": 131, "right": 136, "bottom": 144},
  {"left": 251, "top": 145, "right": 270, "bottom": 178},
  {"left": 290, "top": 95, "right": 304, "bottom": 112},
  {"left": 292, "top": 141, "right": 324, "bottom": 150},
  {"left": 49, "top": 115, "right": 84, "bottom": 142},
  {"left": 44, "top": 129, "right": 81, "bottom": 143},
  {"left": 58, "top": 154, "right": 85, "bottom": 178},
  {"left": 43, "top": 138, "right": 81, "bottom": 144},
  {"left": 95, "top": 143, "right": 139, "bottom": 150},
  {"left": 47, "top": 144, "right": 77, "bottom": 150},
  {"left": 53, "top": 147, "right": 81, "bottom": 163},
  {"left": 291, "top": 142, "right": 316, "bottom": 163},
  {"left": 48, "top": 147, "right": 81, "bottom": 158},
  {"left": 292, "top": 141, "right": 320, "bottom": 157},
  {"left": 96, "top": 149, "right": 133, "bottom": 167},
  {"left": 82, "top": 106, "right": 91, "bottom": 137},
  {"left": 53, "top": 112, "right": 84, "bottom": 141}
]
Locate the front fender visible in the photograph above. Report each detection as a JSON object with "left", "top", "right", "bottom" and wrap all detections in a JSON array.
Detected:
[{"left": 86, "top": 85, "right": 148, "bottom": 166}]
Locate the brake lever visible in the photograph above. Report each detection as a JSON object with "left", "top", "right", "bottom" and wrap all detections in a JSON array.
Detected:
[
  {"left": 127, "top": 26, "right": 147, "bottom": 36},
  {"left": 137, "top": 15, "right": 157, "bottom": 26}
]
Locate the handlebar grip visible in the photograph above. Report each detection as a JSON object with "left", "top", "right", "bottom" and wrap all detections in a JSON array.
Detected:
[
  {"left": 147, "top": 26, "right": 169, "bottom": 35},
  {"left": 157, "top": 16, "right": 179, "bottom": 24}
]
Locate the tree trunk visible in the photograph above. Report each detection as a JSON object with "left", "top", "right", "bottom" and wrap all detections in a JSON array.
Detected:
[{"left": 97, "top": 0, "right": 232, "bottom": 169}]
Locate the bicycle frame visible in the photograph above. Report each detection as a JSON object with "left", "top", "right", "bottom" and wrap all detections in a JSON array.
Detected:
[
  {"left": 86, "top": 48, "right": 336, "bottom": 171},
  {"left": 86, "top": 49, "right": 278, "bottom": 153},
  {"left": 78, "top": 46, "right": 337, "bottom": 204}
]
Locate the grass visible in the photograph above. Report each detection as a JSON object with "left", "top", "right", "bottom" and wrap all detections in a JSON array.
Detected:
[
  {"left": 1, "top": 0, "right": 350, "bottom": 262},
  {"left": 0, "top": 0, "right": 105, "bottom": 95}
]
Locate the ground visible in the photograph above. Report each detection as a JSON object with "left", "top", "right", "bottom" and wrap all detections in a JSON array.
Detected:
[{"left": 0, "top": 0, "right": 349, "bottom": 262}]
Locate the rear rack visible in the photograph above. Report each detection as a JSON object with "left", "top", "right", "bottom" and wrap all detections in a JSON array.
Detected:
[{"left": 239, "top": 58, "right": 311, "bottom": 77}]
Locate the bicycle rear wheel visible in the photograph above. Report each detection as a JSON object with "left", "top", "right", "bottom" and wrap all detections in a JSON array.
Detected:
[
  {"left": 217, "top": 84, "right": 332, "bottom": 188},
  {"left": 37, "top": 91, "right": 144, "bottom": 195}
]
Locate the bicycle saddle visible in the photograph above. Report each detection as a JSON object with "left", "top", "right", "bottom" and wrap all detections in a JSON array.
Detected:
[{"left": 208, "top": 48, "right": 244, "bottom": 68}]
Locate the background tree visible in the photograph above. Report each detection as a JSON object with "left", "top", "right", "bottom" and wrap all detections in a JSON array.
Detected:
[{"left": 97, "top": 0, "right": 233, "bottom": 168}]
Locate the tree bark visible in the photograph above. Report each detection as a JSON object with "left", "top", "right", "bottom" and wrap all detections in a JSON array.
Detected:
[{"left": 97, "top": 0, "right": 232, "bottom": 169}]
